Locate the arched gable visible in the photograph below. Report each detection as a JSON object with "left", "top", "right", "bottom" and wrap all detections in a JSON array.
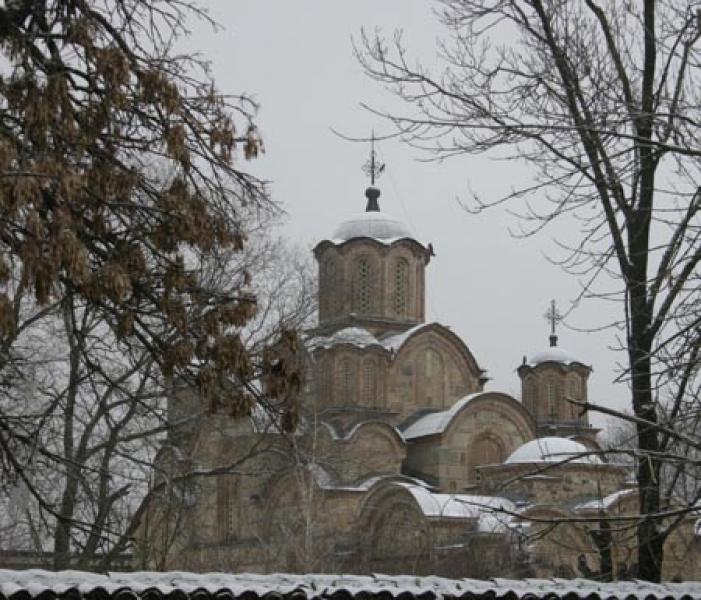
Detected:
[
  {"left": 354, "top": 480, "right": 432, "bottom": 568},
  {"left": 356, "top": 479, "right": 430, "bottom": 530},
  {"left": 386, "top": 323, "right": 485, "bottom": 417},
  {"left": 388, "top": 323, "right": 483, "bottom": 379},
  {"left": 316, "top": 420, "right": 406, "bottom": 485},
  {"left": 343, "top": 420, "right": 406, "bottom": 450},
  {"left": 443, "top": 391, "right": 536, "bottom": 445}
]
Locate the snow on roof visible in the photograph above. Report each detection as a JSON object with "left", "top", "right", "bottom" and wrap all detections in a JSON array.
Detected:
[
  {"left": 505, "top": 437, "right": 602, "bottom": 465},
  {"left": 309, "top": 322, "right": 442, "bottom": 356},
  {"left": 331, "top": 211, "right": 415, "bottom": 243},
  {"left": 321, "top": 420, "right": 406, "bottom": 444},
  {"left": 307, "top": 327, "right": 382, "bottom": 351},
  {"left": 399, "top": 484, "right": 515, "bottom": 527},
  {"left": 378, "top": 323, "right": 427, "bottom": 352},
  {"left": 528, "top": 346, "right": 583, "bottom": 366},
  {"left": 2, "top": 570, "right": 700, "bottom": 600},
  {"left": 575, "top": 488, "right": 637, "bottom": 512},
  {"left": 402, "top": 393, "right": 485, "bottom": 440}
]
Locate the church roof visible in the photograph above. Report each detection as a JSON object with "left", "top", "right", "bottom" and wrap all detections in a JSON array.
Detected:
[
  {"left": 307, "top": 327, "right": 383, "bottom": 351},
  {"left": 398, "top": 483, "right": 515, "bottom": 531},
  {"left": 402, "top": 393, "right": 484, "bottom": 440},
  {"left": 331, "top": 210, "right": 414, "bottom": 243},
  {"left": 528, "top": 345, "right": 583, "bottom": 366},
  {"left": 307, "top": 323, "right": 449, "bottom": 355},
  {"left": 505, "top": 437, "right": 601, "bottom": 465}
]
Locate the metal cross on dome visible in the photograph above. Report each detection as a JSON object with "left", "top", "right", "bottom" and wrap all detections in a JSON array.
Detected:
[
  {"left": 544, "top": 299, "right": 562, "bottom": 347},
  {"left": 362, "top": 131, "right": 386, "bottom": 185}
]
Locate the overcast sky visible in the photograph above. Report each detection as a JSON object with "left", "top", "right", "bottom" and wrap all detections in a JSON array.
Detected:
[{"left": 182, "top": 1, "right": 629, "bottom": 428}]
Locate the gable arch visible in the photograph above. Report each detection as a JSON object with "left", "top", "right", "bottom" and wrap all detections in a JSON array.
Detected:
[
  {"left": 467, "top": 432, "right": 507, "bottom": 482},
  {"left": 387, "top": 324, "right": 485, "bottom": 418},
  {"left": 390, "top": 323, "right": 483, "bottom": 377},
  {"left": 344, "top": 421, "right": 406, "bottom": 455},
  {"left": 444, "top": 391, "right": 537, "bottom": 445}
]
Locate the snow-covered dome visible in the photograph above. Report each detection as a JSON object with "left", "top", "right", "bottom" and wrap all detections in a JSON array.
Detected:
[
  {"left": 505, "top": 437, "right": 601, "bottom": 465},
  {"left": 332, "top": 210, "right": 413, "bottom": 242},
  {"left": 528, "top": 345, "right": 581, "bottom": 366}
]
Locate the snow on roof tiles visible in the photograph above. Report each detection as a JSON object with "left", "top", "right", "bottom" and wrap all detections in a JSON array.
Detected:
[
  {"left": 308, "top": 323, "right": 437, "bottom": 355},
  {"left": 399, "top": 484, "right": 515, "bottom": 531},
  {"left": 307, "top": 327, "right": 382, "bottom": 351},
  {"left": 378, "top": 324, "right": 427, "bottom": 352},
  {"left": 1, "top": 570, "right": 700, "bottom": 600},
  {"left": 402, "top": 393, "right": 485, "bottom": 440},
  {"left": 505, "top": 437, "right": 601, "bottom": 465}
]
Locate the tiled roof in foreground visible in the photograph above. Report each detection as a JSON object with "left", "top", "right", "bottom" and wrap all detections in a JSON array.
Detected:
[{"left": 1, "top": 571, "right": 700, "bottom": 600}]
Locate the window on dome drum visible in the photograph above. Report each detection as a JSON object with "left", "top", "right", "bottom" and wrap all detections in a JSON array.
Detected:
[
  {"left": 362, "top": 358, "right": 378, "bottom": 407},
  {"left": 547, "top": 379, "right": 558, "bottom": 419},
  {"left": 318, "top": 356, "right": 332, "bottom": 403},
  {"left": 392, "top": 258, "right": 409, "bottom": 316},
  {"left": 567, "top": 374, "right": 581, "bottom": 420},
  {"left": 523, "top": 377, "right": 536, "bottom": 411},
  {"left": 323, "top": 259, "right": 337, "bottom": 315},
  {"left": 354, "top": 257, "right": 371, "bottom": 314},
  {"left": 567, "top": 374, "right": 580, "bottom": 399},
  {"left": 338, "top": 357, "right": 355, "bottom": 404}
]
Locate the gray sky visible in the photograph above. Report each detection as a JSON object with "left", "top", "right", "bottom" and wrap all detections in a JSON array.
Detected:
[{"left": 183, "top": 1, "right": 628, "bottom": 428}]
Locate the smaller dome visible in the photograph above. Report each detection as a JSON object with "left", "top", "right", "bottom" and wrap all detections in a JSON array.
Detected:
[
  {"left": 332, "top": 211, "right": 413, "bottom": 242},
  {"left": 505, "top": 437, "right": 600, "bottom": 465},
  {"left": 528, "top": 346, "right": 581, "bottom": 366}
]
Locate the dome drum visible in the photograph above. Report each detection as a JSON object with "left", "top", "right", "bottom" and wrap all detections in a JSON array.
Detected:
[{"left": 315, "top": 200, "right": 429, "bottom": 331}]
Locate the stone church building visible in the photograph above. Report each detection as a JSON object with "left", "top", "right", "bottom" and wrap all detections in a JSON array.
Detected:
[{"left": 137, "top": 184, "right": 700, "bottom": 579}]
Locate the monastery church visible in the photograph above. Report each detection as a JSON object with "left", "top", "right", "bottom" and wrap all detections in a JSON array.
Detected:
[{"left": 139, "top": 176, "right": 700, "bottom": 579}]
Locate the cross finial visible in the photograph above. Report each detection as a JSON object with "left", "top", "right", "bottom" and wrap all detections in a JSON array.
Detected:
[
  {"left": 362, "top": 130, "right": 385, "bottom": 186},
  {"left": 544, "top": 299, "right": 562, "bottom": 347}
]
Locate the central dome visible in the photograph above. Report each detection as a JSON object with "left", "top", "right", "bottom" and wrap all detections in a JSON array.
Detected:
[{"left": 332, "top": 211, "right": 413, "bottom": 242}]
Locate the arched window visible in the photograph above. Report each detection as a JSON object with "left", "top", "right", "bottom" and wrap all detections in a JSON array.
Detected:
[
  {"left": 338, "top": 357, "right": 355, "bottom": 405},
  {"left": 567, "top": 374, "right": 581, "bottom": 420},
  {"left": 547, "top": 379, "right": 558, "bottom": 420},
  {"left": 523, "top": 377, "right": 537, "bottom": 412},
  {"left": 354, "top": 257, "right": 371, "bottom": 314},
  {"left": 468, "top": 435, "right": 505, "bottom": 481},
  {"left": 323, "top": 258, "right": 337, "bottom": 316},
  {"left": 422, "top": 348, "right": 445, "bottom": 407},
  {"left": 221, "top": 476, "right": 239, "bottom": 541},
  {"left": 392, "top": 258, "right": 409, "bottom": 316},
  {"left": 318, "top": 356, "right": 333, "bottom": 404},
  {"left": 362, "top": 358, "right": 378, "bottom": 407}
]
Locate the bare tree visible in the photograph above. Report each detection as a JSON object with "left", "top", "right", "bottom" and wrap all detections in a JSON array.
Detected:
[
  {"left": 0, "top": 0, "right": 308, "bottom": 568},
  {"left": 358, "top": 0, "right": 701, "bottom": 581}
]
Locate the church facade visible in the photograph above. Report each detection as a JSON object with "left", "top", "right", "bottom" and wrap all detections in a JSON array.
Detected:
[{"left": 137, "top": 184, "right": 700, "bottom": 579}]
